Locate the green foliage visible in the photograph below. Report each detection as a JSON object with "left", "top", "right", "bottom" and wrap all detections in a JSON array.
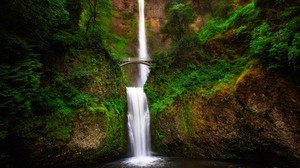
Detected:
[
  {"left": 198, "top": 18, "right": 225, "bottom": 45},
  {"left": 1, "top": 0, "right": 69, "bottom": 43},
  {"left": 250, "top": 16, "right": 300, "bottom": 70},
  {"left": 0, "top": 120, "right": 8, "bottom": 140},
  {"left": 151, "top": 50, "right": 173, "bottom": 72},
  {"left": 80, "top": 0, "right": 112, "bottom": 34},
  {"left": 33, "top": 87, "right": 66, "bottom": 114},
  {"left": 97, "top": 98, "right": 126, "bottom": 156},
  {"left": 66, "top": 0, "right": 83, "bottom": 29},
  {"left": 235, "top": 25, "right": 248, "bottom": 36},
  {"left": 288, "top": 33, "right": 300, "bottom": 70},
  {"left": 108, "top": 35, "right": 129, "bottom": 60},
  {"left": 52, "top": 31, "right": 84, "bottom": 50},
  {"left": 44, "top": 111, "right": 74, "bottom": 141},
  {"left": 79, "top": 0, "right": 128, "bottom": 61},
  {"left": 53, "top": 75, "right": 99, "bottom": 108},
  {"left": 213, "top": 0, "right": 235, "bottom": 18},
  {"left": 17, "top": 109, "right": 74, "bottom": 141},
  {"left": 223, "top": 3, "right": 256, "bottom": 27},
  {"left": 163, "top": 2, "right": 197, "bottom": 40},
  {"left": 281, "top": 6, "right": 300, "bottom": 19},
  {"left": 197, "top": 1, "right": 299, "bottom": 71},
  {"left": 0, "top": 57, "right": 41, "bottom": 115},
  {"left": 0, "top": 0, "right": 126, "bottom": 158},
  {"left": 68, "top": 53, "right": 100, "bottom": 86},
  {"left": 146, "top": 58, "right": 250, "bottom": 116},
  {"left": 170, "top": 33, "right": 202, "bottom": 67},
  {"left": 153, "top": 129, "right": 165, "bottom": 141},
  {"left": 198, "top": 3, "right": 256, "bottom": 45},
  {"left": 32, "top": 70, "right": 101, "bottom": 116},
  {"left": 249, "top": 23, "right": 272, "bottom": 55},
  {"left": 254, "top": 0, "right": 298, "bottom": 8}
]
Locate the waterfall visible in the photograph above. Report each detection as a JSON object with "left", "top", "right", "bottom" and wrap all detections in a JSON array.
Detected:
[
  {"left": 137, "top": 0, "right": 150, "bottom": 87},
  {"left": 126, "top": 88, "right": 151, "bottom": 157},
  {"left": 126, "top": 0, "right": 151, "bottom": 159}
]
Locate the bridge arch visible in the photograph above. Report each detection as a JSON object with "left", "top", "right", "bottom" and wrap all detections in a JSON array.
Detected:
[{"left": 119, "top": 57, "right": 153, "bottom": 67}]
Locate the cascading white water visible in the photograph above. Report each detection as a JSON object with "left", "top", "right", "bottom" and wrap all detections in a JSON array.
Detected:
[
  {"left": 137, "top": 0, "right": 150, "bottom": 87},
  {"left": 125, "top": 0, "right": 158, "bottom": 165},
  {"left": 126, "top": 87, "right": 150, "bottom": 157}
]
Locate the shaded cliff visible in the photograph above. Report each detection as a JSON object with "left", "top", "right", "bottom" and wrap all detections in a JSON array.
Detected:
[
  {"left": 0, "top": 0, "right": 127, "bottom": 167},
  {"left": 148, "top": 67, "right": 300, "bottom": 166},
  {"left": 145, "top": 0, "right": 300, "bottom": 166},
  {"left": 111, "top": 0, "right": 168, "bottom": 54},
  {"left": 1, "top": 0, "right": 299, "bottom": 167}
]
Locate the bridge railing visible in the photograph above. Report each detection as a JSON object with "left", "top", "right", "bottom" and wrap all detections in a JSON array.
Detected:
[
  {"left": 119, "top": 57, "right": 154, "bottom": 67},
  {"left": 120, "top": 57, "right": 152, "bottom": 62}
]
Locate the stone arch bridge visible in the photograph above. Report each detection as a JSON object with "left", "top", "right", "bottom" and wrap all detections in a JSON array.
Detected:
[{"left": 119, "top": 57, "right": 153, "bottom": 67}]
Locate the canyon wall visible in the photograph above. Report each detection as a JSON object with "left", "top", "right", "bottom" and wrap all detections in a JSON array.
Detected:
[{"left": 149, "top": 67, "right": 300, "bottom": 166}]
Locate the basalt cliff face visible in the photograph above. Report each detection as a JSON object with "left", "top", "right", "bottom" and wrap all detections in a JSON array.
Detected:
[
  {"left": 149, "top": 67, "right": 300, "bottom": 166},
  {"left": 111, "top": 0, "right": 169, "bottom": 53},
  {"left": 111, "top": 0, "right": 300, "bottom": 166},
  {"left": 4, "top": 1, "right": 298, "bottom": 167}
]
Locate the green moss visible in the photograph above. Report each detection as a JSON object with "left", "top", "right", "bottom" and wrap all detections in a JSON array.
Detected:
[
  {"left": 154, "top": 129, "right": 166, "bottom": 141},
  {"left": 44, "top": 110, "right": 73, "bottom": 141},
  {"left": 96, "top": 98, "right": 127, "bottom": 157},
  {"left": 147, "top": 57, "right": 250, "bottom": 116}
]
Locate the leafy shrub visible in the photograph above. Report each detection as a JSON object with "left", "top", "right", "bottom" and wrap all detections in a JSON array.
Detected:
[
  {"left": 250, "top": 17, "right": 300, "bottom": 70},
  {"left": 54, "top": 75, "right": 99, "bottom": 108},
  {"left": 52, "top": 31, "right": 84, "bottom": 51},
  {"left": 254, "top": 0, "right": 298, "bottom": 8},
  {"left": 32, "top": 87, "right": 66, "bottom": 114},
  {"left": 198, "top": 3, "right": 256, "bottom": 45},
  {"left": 147, "top": 58, "right": 250, "bottom": 115},
  {"left": 0, "top": 57, "right": 41, "bottom": 115},
  {"left": 198, "top": 18, "right": 225, "bottom": 45},
  {"left": 214, "top": 0, "right": 235, "bottom": 18},
  {"left": 171, "top": 33, "right": 202, "bottom": 67},
  {"left": 223, "top": 3, "right": 256, "bottom": 28},
  {"left": 68, "top": 93, "right": 98, "bottom": 108},
  {"left": 163, "top": 3, "right": 197, "bottom": 40},
  {"left": 288, "top": 33, "right": 300, "bottom": 70},
  {"left": 68, "top": 53, "right": 100, "bottom": 86},
  {"left": 249, "top": 23, "right": 272, "bottom": 55},
  {"left": 44, "top": 111, "right": 74, "bottom": 141}
]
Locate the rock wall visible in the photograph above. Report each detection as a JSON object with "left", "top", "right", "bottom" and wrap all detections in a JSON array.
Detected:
[
  {"left": 151, "top": 68, "right": 300, "bottom": 166},
  {"left": 111, "top": 0, "right": 168, "bottom": 54}
]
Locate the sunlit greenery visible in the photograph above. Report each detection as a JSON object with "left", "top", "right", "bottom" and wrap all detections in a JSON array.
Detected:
[
  {"left": 146, "top": 57, "right": 250, "bottom": 117},
  {"left": 198, "top": 3, "right": 257, "bottom": 45}
]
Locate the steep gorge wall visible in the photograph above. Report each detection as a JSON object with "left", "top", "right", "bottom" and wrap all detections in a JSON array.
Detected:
[
  {"left": 110, "top": 0, "right": 252, "bottom": 54},
  {"left": 149, "top": 68, "right": 300, "bottom": 166},
  {"left": 111, "top": 0, "right": 168, "bottom": 54}
]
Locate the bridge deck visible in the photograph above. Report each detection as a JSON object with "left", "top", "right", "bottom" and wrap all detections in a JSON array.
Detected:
[{"left": 120, "top": 57, "right": 153, "bottom": 67}]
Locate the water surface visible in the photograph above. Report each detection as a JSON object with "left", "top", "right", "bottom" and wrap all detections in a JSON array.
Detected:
[{"left": 98, "top": 157, "right": 259, "bottom": 168}]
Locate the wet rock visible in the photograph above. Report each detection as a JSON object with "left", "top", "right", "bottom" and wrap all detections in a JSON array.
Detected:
[{"left": 152, "top": 67, "right": 300, "bottom": 166}]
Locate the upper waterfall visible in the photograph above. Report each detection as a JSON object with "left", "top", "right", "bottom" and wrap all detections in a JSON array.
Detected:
[{"left": 137, "top": 0, "right": 150, "bottom": 87}]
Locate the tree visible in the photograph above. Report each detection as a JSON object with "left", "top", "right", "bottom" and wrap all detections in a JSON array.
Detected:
[
  {"left": 81, "top": 0, "right": 112, "bottom": 33},
  {"left": 163, "top": 3, "right": 197, "bottom": 41},
  {"left": 66, "top": 0, "right": 83, "bottom": 30},
  {"left": 192, "top": 0, "right": 214, "bottom": 16}
]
